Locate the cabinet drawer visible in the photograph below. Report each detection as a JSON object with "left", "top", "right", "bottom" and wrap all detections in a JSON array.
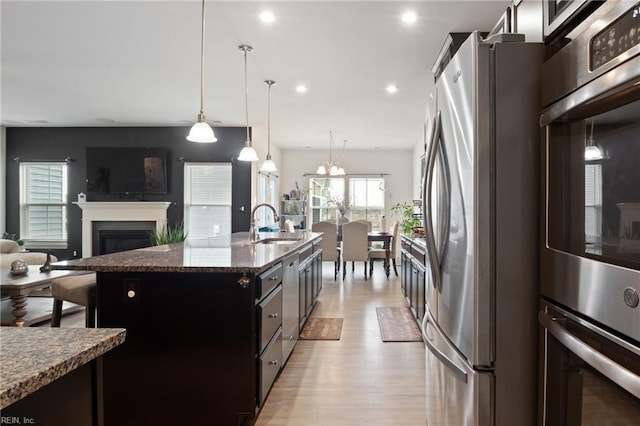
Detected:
[
  {"left": 258, "top": 263, "right": 283, "bottom": 300},
  {"left": 258, "top": 285, "right": 283, "bottom": 353},
  {"left": 298, "top": 243, "right": 313, "bottom": 264},
  {"left": 259, "top": 328, "right": 282, "bottom": 407}
]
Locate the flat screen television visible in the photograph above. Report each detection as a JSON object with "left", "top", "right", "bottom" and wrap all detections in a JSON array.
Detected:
[{"left": 86, "top": 147, "right": 168, "bottom": 195}]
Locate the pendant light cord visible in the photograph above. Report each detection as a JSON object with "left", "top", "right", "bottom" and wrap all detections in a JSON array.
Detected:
[
  {"left": 267, "top": 82, "right": 272, "bottom": 154},
  {"left": 199, "top": 0, "right": 206, "bottom": 115},
  {"left": 243, "top": 48, "right": 250, "bottom": 142}
]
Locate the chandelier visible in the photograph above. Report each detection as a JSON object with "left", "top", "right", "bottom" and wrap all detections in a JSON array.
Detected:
[{"left": 316, "top": 131, "right": 346, "bottom": 176}]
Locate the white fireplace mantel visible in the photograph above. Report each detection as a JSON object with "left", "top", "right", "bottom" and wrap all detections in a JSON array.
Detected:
[{"left": 74, "top": 201, "right": 171, "bottom": 257}]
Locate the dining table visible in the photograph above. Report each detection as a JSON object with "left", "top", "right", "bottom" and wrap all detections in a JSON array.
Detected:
[
  {"left": 0, "top": 266, "right": 79, "bottom": 326},
  {"left": 338, "top": 231, "right": 393, "bottom": 277}
]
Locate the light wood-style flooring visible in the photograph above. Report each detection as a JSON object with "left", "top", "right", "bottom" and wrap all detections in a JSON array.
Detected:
[
  {"left": 256, "top": 262, "right": 426, "bottom": 426},
  {"left": 40, "top": 262, "right": 427, "bottom": 425}
]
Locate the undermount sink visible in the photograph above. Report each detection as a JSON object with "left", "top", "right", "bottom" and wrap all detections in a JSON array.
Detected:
[{"left": 252, "top": 238, "right": 301, "bottom": 245}]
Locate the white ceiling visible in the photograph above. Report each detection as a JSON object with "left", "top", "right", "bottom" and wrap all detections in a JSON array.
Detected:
[{"left": 1, "top": 1, "right": 511, "bottom": 150}]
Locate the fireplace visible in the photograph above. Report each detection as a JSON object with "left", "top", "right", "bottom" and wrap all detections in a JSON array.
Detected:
[
  {"left": 75, "top": 201, "right": 171, "bottom": 257},
  {"left": 92, "top": 220, "right": 156, "bottom": 256},
  {"left": 99, "top": 229, "right": 152, "bottom": 255}
]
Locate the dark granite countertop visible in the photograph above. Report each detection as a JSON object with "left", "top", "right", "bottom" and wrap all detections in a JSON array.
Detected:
[
  {"left": 52, "top": 231, "right": 322, "bottom": 273},
  {"left": 0, "top": 327, "right": 126, "bottom": 409}
]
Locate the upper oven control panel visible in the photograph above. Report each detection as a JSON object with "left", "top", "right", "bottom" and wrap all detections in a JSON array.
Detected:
[{"left": 590, "top": 2, "right": 640, "bottom": 70}]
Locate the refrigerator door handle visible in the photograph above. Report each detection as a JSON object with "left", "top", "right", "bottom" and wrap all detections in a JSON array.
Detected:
[
  {"left": 422, "top": 311, "right": 468, "bottom": 383},
  {"left": 539, "top": 311, "right": 640, "bottom": 398},
  {"left": 424, "top": 112, "right": 442, "bottom": 290}
]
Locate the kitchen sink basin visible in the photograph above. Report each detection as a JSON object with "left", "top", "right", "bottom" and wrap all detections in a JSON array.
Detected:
[{"left": 252, "top": 238, "right": 301, "bottom": 245}]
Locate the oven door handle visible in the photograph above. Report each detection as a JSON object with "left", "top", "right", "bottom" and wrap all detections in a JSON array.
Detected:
[{"left": 539, "top": 312, "right": 640, "bottom": 399}]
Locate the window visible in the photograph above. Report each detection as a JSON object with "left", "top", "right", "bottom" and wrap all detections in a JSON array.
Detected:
[
  {"left": 309, "top": 178, "right": 345, "bottom": 223},
  {"left": 19, "top": 162, "right": 68, "bottom": 248},
  {"left": 308, "top": 176, "right": 386, "bottom": 231},
  {"left": 585, "top": 163, "right": 602, "bottom": 254},
  {"left": 349, "top": 177, "right": 385, "bottom": 230},
  {"left": 184, "top": 163, "right": 232, "bottom": 238},
  {"left": 257, "top": 172, "right": 279, "bottom": 229}
]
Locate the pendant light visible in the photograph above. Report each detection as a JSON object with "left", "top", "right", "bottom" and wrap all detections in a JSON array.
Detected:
[
  {"left": 260, "top": 80, "right": 278, "bottom": 173},
  {"left": 186, "top": 0, "right": 217, "bottom": 143},
  {"left": 237, "top": 45, "right": 259, "bottom": 161},
  {"left": 585, "top": 118, "right": 604, "bottom": 161}
]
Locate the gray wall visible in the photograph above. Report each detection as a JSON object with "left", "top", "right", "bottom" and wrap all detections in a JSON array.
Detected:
[{"left": 4, "top": 126, "right": 251, "bottom": 260}]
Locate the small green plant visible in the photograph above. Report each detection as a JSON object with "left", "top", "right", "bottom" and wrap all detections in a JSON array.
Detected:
[
  {"left": 390, "top": 202, "right": 421, "bottom": 234},
  {"left": 149, "top": 222, "right": 188, "bottom": 246}
]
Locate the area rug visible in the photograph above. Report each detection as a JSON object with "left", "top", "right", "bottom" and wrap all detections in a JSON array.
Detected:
[
  {"left": 299, "top": 317, "right": 343, "bottom": 340},
  {"left": 376, "top": 307, "right": 422, "bottom": 342}
]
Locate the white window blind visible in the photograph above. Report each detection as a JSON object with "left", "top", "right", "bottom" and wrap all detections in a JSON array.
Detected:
[
  {"left": 585, "top": 163, "right": 602, "bottom": 244},
  {"left": 19, "top": 162, "right": 68, "bottom": 248},
  {"left": 184, "top": 163, "right": 232, "bottom": 238}
]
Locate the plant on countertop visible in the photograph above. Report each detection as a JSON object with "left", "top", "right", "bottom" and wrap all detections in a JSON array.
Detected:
[
  {"left": 390, "top": 202, "right": 421, "bottom": 235},
  {"left": 149, "top": 222, "right": 188, "bottom": 246}
]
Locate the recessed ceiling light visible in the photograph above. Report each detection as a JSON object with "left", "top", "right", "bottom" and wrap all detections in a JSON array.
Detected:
[
  {"left": 260, "top": 10, "right": 275, "bottom": 24},
  {"left": 386, "top": 84, "right": 398, "bottom": 94},
  {"left": 401, "top": 11, "right": 417, "bottom": 25},
  {"left": 296, "top": 85, "right": 308, "bottom": 94}
]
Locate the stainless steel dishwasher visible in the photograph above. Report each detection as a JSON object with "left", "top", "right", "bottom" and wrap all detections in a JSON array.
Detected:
[{"left": 281, "top": 252, "right": 299, "bottom": 363}]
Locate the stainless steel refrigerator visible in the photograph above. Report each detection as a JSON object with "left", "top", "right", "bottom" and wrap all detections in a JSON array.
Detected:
[{"left": 421, "top": 32, "right": 543, "bottom": 425}]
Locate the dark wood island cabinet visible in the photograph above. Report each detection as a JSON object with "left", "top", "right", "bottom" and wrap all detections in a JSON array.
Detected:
[{"left": 53, "top": 231, "right": 323, "bottom": 426}]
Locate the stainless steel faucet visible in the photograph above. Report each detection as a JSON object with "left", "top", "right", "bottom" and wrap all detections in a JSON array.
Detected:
[{"left": 249, "top": 203, "right": 279, "bottom": 241}]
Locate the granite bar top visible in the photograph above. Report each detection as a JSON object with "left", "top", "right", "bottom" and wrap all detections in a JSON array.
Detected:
[
  {"left": 52, "top": 231, "right": 322, "bottom": 273},
  {"left": 0, "top": 327, "right": 126, "bottom": 409}
]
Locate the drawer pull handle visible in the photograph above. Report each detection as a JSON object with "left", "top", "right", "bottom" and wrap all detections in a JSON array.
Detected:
[
  {"left": 269, "top": 276, "right": 279, "bottom": 281},
  {"left": 268, "top": 313, "right": 279, "bottom": 318},
  {"left": 269, "top": 360, "right": 278, "bottom": 365}
]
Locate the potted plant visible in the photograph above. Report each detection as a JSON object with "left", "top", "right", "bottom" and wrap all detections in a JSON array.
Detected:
[
  {"left": 390, "top": 202, "right": 421, "bottom": 235},
  {"left": 149, "top": 222, "right": 188, "bottom": 246}
]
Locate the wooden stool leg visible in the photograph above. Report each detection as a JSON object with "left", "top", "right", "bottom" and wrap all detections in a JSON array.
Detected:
[
  {"left": 392, "top": 258, "right": 399, "bottom": 276},
  {"left": 86, "top": 305, "right": 96, "bottom": 328},
  {"left": 51, "top": 299, "right": 63, "bottom": 327}
]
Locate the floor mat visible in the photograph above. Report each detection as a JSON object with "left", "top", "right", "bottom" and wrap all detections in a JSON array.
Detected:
[
  {"left": 299, "top": 317, "right": 343, "bottom": 340},
  {"left": 376, "top": 307, "right": 422, "bottom": 342}
]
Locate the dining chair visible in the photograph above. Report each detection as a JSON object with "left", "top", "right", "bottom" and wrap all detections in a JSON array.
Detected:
[
  {"left": 369, "top": 221, "right": 399, "bottom": 276},
  {"left": 312, "top": 221, "right": 341, "bottom": 280},
  {"left": 354, "top": 220, "right": 372, "bottom": 232},
  {"left": 341, "top": 221, "right": 369, "bottom": 280}
]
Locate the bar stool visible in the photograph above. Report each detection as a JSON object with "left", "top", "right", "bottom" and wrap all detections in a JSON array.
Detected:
[{"left": 51, "top": 272, "right": 97, "bottom": 327}]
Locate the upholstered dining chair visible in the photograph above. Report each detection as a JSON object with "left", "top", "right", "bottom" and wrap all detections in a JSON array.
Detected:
[
  {"left": 312, "top": 221, "right": 341, "bottom": 280},
  {"left": 341, "top": 221, "right": 369, "bottom": 280},
  {"left": 369, "top": 221, "right": 399, "bottom": 276}
]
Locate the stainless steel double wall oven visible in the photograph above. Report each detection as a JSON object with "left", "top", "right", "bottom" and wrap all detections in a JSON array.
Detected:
[{"left": 540, "top": 2, "right": 640, "bottom": 424}]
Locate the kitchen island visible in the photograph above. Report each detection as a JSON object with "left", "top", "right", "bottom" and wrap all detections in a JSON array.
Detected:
[
  {"left": 52, "top": 231, "right": 323, "bottom": 426},
  {"left": 0, "top": 327, "right": 126, "bottom": 424}
]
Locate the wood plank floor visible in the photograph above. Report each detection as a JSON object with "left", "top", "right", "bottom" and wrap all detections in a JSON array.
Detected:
[
  {"left": 256, "top": 262, "right": 426, "bottom": 426},
  {"left": 36, "top": 262, "right": 427, "bottom": 425}
]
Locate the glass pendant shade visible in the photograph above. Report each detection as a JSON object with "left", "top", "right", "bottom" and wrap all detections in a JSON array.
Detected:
[
  {"left": 260, "top": 157, "right": 278, "bottom": 173},
  {"left": 187, "top": 115, "right": 217, "bottom": 143},
  {"left": 238, "top": 143, "right": 259, "bottom": 162},
  {"left": 585, "top": 145, "right": 604, "bottom": 161},
  {"left": 316, "top": 164, "right": 327, "bottom": 175}
]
